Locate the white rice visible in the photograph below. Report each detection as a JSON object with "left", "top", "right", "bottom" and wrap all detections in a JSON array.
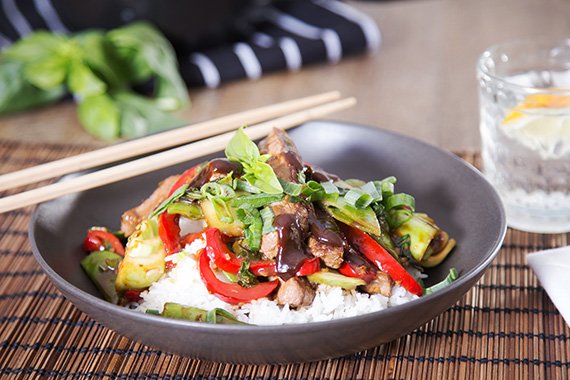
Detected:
[{"left": 134, "top": 237, "right": 418, "bottom": 325}]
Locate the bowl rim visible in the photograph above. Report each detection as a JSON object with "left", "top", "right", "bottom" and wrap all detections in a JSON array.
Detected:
[{"left": 29, "top": 121, "right": 507, "bottom": 334}]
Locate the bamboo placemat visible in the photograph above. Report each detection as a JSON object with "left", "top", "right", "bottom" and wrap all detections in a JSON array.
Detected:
[{"left": 0, "top": 140, "right": 569, "bottom": 380}]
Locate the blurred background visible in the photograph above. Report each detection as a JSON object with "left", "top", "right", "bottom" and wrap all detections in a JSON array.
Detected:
[{"left": 1, "top": 0, "right": 570, "bottom": 150}]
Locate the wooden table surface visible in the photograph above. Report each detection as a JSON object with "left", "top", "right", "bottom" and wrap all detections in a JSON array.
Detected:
[{"left": 1, "top": 0, "right": 569, "bottom": 151}]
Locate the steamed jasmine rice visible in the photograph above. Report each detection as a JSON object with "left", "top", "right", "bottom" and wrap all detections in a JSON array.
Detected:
[{"left": 135, "top": 239, "right": 419, "bottom": 325}]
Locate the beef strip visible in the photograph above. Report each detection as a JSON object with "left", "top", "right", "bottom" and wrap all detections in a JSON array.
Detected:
[
  {"left": 260, "top": 198, "right": 310, "bottom": 260},
  {"left": 361, "top": 271, "right": 393, "bottom": 297},
  {"left": 258, "top": 128, "right": 304, "bottom": 183},
  {"left": 120, "top": 175, "right": 179, "bottom": 236},
  {"left": 307, "top": 237, "right": 344, "bottom": 269},
  {"left": 306, "top": 208, "right": 345, "bottom": 269},
  {"left": 276, "top": 277, "right": 316, "bottom": 308}
]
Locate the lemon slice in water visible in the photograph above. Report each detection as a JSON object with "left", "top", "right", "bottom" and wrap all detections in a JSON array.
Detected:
[{"left": 501, "top": 94, "right": 570, "bottom": 160}]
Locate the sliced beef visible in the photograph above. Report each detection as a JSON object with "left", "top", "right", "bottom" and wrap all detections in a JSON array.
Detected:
[
  {"left": 120, "top": 175, "right": 179, "bottom": 236},
  {"left": 307, "top": 208, "right": 345, "bottom": 269},
  {"left": 276, "top": 277, "right": 316, "bottom": 308},
  {"left": 260, "top": 197, "right": 310, "bottom": 260},
  {"left": 258, "top": 128, "right": 304, "bottom": 183},
  {"left": 362, "top": 271, "right": 393, "bottom": 298},
  {"left": 307, "top": 237, "right": 344, "bottom": 269}
]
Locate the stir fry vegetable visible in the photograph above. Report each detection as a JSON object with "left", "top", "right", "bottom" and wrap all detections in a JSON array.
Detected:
[{"left": 81, "top": 126, "right": 458, "bottom": 323}]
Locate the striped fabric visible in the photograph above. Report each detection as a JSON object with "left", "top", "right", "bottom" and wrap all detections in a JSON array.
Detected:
[{"left": 0, "top": 0, "right": 380, "bottom": 88}]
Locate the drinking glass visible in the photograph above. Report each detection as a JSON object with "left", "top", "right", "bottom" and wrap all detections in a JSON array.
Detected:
[{"left": 477, "top": 38, "right": 570, "bottom": 233}]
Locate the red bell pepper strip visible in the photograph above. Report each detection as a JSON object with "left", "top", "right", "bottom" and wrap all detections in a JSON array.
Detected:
[
  {"left": 338, "top": 262, "right": 377, "bottom": 283},
  {"left": 204, "top": 228, "right": 321, "bottom": 278},
  {"left": 83, "top": 229, "right": 125, "bottom": 256},
  {"left": 340, "top": 224, "right": 424, "bottom": 296},
  {"left": 199, "top": 249, "right": 279, "bottom": 304},
  {"left": 159, "top": 213, "right": 181, "bottom": 255},
  {"left": 295, "top": 257, "right": 320, "bottom": 276},
  {"left": 204, "top": 228, "right": 276, "bottom": 276},
  {"left": 123, "top": 289, "right": 142, "bottom": 302},
  {"left": 167, "top": 163, "right": 204, "bottom": 197}
]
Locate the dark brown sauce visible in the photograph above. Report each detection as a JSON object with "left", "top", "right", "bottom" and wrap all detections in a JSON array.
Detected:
[
  {"left": 309, "top": 209, "right": 344, "bottom": 247},
  {"left": 187, "top": 159, "right": 241, "bottom": 189},
  {"left": 209, "top": 158, "right": 242, "bottom": 176},
  {"left": 345, "top": 246, "right": 377, "bottom": 274},
  {"left": 304, "top": 164, "right": 340, "bottom": 183},
  {"left": 274, "top": 214, "right": 310, "bottom": 280}
]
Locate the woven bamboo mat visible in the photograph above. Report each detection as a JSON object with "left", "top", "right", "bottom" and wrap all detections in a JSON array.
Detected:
[{"left": 0, "top": 139, "right": 569, "bottom": 380}]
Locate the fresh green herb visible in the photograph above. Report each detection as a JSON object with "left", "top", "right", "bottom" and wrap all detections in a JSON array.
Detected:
[
  {"left": 260, "top": 207, "right": 275, "bottom": 234},
  {"left": 424, "top": 268, "right": 458, "bottom": 295},
  {"left": 149, "top": 184, "right": 189, "bottom": 219},
  {"left": 225, "top": 127, "right": 283, "bottom": 194},
  {"left": 231, "top": 193, "right": 283, "bottom": 208},
  {"left": 0, "top": 22, "right": 189, "bottom": 140},
  {"left": 237, "top": 258, "right": 259, "bottom": 288},
  {"left": 236, "top": 205, "right": 263, "bottom": 251}
]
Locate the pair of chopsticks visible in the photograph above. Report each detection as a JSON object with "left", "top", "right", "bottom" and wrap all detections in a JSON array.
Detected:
[{"left": 0, "top": 91, "right": 356, "bottom": 213}]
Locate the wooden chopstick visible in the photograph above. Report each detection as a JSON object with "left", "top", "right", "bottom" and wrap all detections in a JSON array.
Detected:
[
  {"left": 0, "top": 91, "right": 341, "bottom": 192},
  {"left": 0, "top": 97, "right": 356, "bottom": 213}
]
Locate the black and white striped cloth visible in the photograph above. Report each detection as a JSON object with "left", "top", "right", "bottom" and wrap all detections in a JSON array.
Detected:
[{"left": 0, "top": 0, "right": 380, "bottom": 88}]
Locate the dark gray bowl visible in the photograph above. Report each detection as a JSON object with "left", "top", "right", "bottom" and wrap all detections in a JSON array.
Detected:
[{"left": 29, "top": 121, "right": 506, "bottom": 364}]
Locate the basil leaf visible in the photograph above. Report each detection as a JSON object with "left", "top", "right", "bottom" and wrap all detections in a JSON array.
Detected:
[
  {"left": 225, "top": 127, "right": 260, "bottom": 165},
  {"left": 68, "top": 61, "right": 107, "bottom": 98},
  {"left": 108, "top": 22, "right": 188, "bottom": 110},
  {"left": 3, "top": 31, "right": 68, "bottom": 62},
  {"left": 23, "top": 55, "right": 68, "bottom": 90},
  {"left": 74, "top": 31, "right": 127, "bottom": 88},
  {"left": 114, "top": 92, "right": 181, "bottom": 138},
  {"left": 0, "top": 61, "right": 64, "bottom": 114},
  {"left": 149, "top": 183, "right": 189, "bottom": 219},
  {"left": 77, "top": 94, "right": 120, "bottom": 140},
  {"left": 245, "top": 162, "right": 283, "bottom": 194}
]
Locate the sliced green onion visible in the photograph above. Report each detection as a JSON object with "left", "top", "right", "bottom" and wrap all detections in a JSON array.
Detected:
[
  {"left": 374, "top": 176, "right": 396, "bottom": 198},
  {"left": 344, "top": 188, "right": 374, "bottom": 209},
  {"left": 384, "top": 193, "right": 415, "bottom": 211},
  {"left": 344, "top": 178, "right": 366, "bottom": 187},
  {"left": 321, "top": 180, "right": 339, "bottom": 195},
  {"left": 360, "top": 181, "right": 382, "bottom": 201},
  {"left": 424, "top": 268, "right": 458, "bottom": 295},
  {"left": 201, "top": 182, "right": 235, "bottom": 199},
  {"left": 149, "top": 183, "right": 189, "bottom": 218},
  {"left": 279, "top": 179, "right": 303, "bottom": 196},
  {"left": 302, "top": 180, "right": 325, "bottom": 201},
  {"left": 231, "top": 193, "right": 283, "bottom": 208}
]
